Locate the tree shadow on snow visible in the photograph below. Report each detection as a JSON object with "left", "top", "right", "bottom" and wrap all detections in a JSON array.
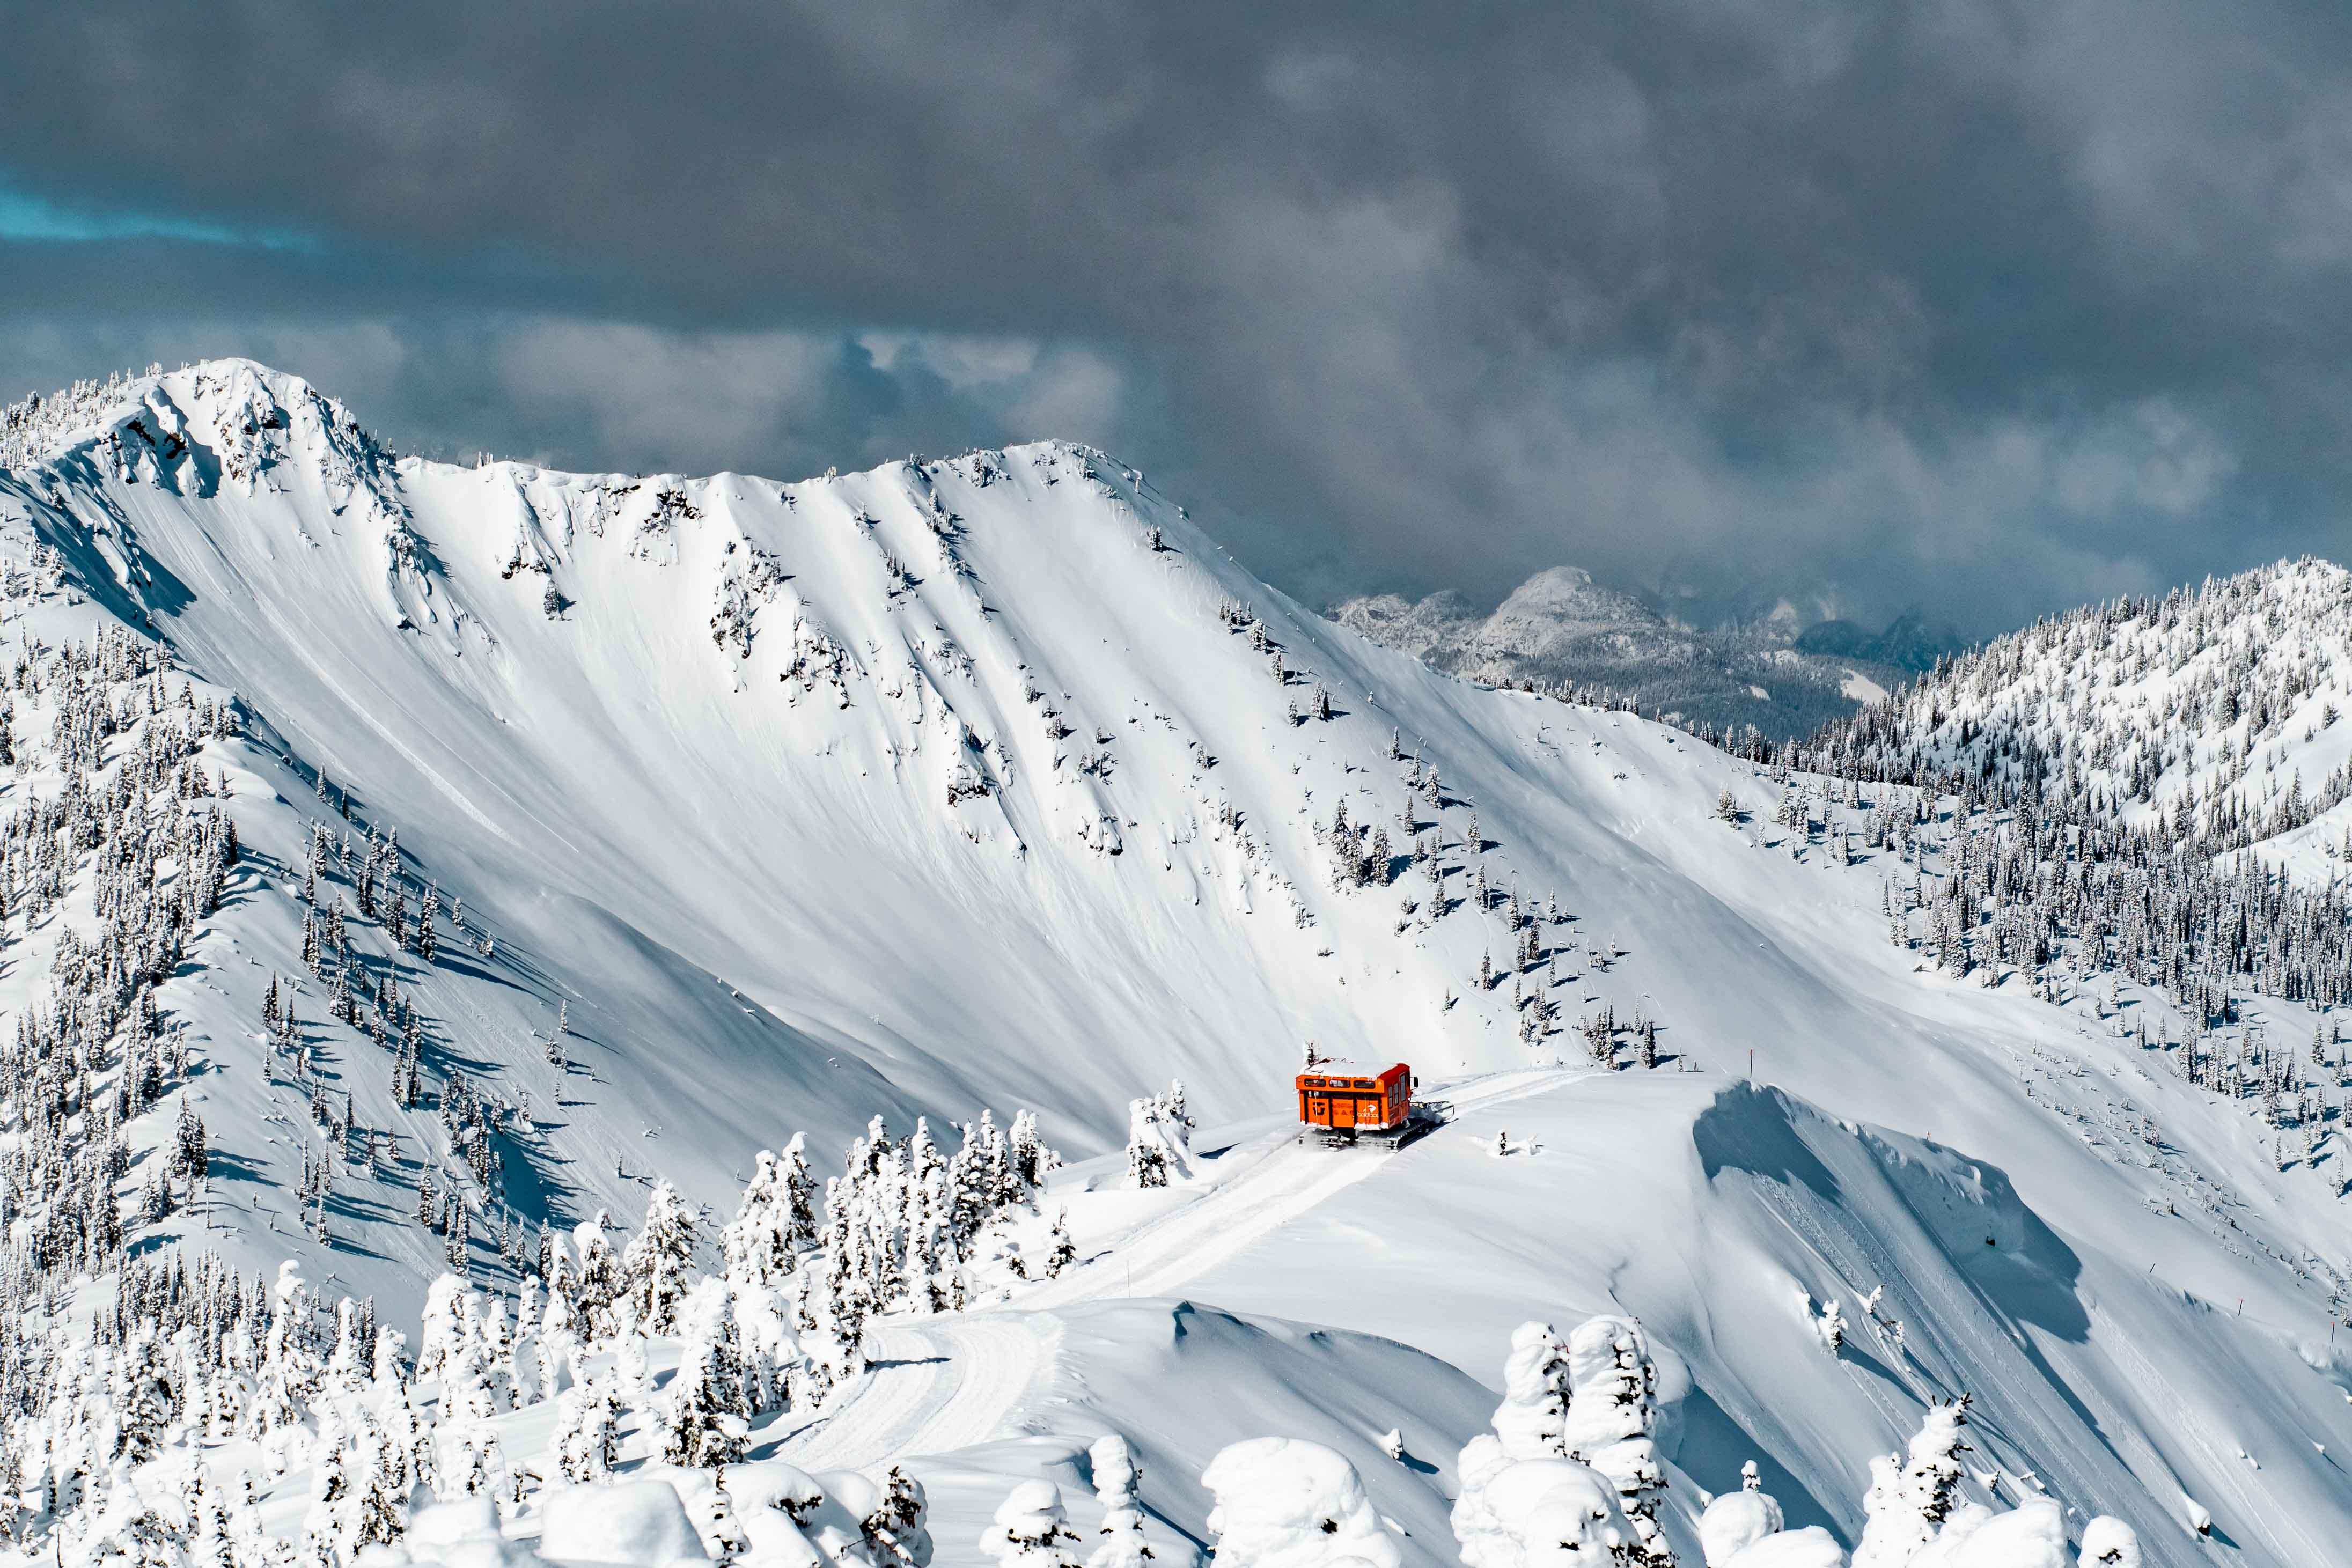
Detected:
[{"left": 200, "top": 1150, "right": 274, "bottom": 1188}]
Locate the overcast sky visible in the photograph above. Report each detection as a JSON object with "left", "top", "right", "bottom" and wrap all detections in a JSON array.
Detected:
[{"left": 5, "top": 2, "right": 2350, "bottom": 635}]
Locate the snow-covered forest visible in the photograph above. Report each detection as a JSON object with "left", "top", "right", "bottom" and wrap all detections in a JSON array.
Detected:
[{"left": 0, "top": 361, "right": 2343, "bottom": 1565}]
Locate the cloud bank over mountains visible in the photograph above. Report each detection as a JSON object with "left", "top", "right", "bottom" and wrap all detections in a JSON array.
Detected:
[{"left": 6, "top": 1, "right": 2350, "bottom": 634}]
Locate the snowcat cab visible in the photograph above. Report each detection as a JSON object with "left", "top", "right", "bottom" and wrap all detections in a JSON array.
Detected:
[{"left": 1296, "top": 1059, "right": 1428, "bottom": 1147}]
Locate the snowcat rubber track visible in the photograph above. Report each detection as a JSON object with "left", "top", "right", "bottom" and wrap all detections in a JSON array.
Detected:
[{"left": 1303, "top": 1107, "right": 1438, "bottom": 1151}]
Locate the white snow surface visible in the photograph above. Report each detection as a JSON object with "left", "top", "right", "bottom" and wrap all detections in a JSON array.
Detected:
[
  {"left": 2, "top": 362, "right": 2350, "bottom": 1565},
  {"left": 1837, "top": 671, "right": 1887, "bottom": 705}
]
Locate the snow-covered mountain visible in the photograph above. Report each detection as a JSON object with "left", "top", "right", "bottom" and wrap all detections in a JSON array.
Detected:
[
  {"left": 1812, "top": 559, "right": 2352, "bottom": 865},
  {"left": 0, "top": 362, "right": 2348, "bottom": 1566},
  {"left": 1792, "top": 612, "right": 1963, "bottom": 674},
  {"left": 1331, "top": 569, "right": 1925, "bottom": 742}
]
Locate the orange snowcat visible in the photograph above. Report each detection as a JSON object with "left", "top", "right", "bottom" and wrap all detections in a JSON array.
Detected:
[{"left": 1296, "top": 1059, "right": 1432, "bottom": 1147}]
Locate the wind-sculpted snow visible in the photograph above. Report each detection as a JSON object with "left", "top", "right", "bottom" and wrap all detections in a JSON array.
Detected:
[{"left": 0, "top": 360, "right": 2348, "bottom": 1563}]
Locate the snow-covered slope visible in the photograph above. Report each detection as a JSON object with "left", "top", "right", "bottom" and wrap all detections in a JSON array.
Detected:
[{"left": 3, "top": 362, "right": 2350, "bottom": 1565}]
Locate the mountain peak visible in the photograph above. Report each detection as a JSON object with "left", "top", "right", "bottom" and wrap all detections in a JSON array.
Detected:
[
  {"left": 0, "top": 355, "right": 371, "bottom": 479},
  {"left": 1335, "top": 563, "right": 1916, "bottom": 740},
  {"left": 1486, "top": 564, "right": 1659, "bottom": 635}
]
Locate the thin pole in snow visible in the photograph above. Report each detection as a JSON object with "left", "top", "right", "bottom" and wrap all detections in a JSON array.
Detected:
[{"left": 1748, "top": 1050, "right": 1754, "bottom": 1084}]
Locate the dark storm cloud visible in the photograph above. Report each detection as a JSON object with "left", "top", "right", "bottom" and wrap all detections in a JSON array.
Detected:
[{"left": 6, "top": 1, "right": 2352, "bottom": 634}]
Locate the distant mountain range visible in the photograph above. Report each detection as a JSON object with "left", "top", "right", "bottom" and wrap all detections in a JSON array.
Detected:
[
  {"left": 1332, "top": 567, "right": 1961, "bottom": 742},
  {"left": 1791, "top": 609, "right": 1965, "bottom": 671}
]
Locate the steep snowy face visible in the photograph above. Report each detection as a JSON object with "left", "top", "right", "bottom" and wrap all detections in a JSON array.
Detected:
[
  {"left": 25, "top": 363, "right": 1571, "bottom": 1141},
  {"left": 1816, "top": 558, "right": 2352, "bottom": 867}
]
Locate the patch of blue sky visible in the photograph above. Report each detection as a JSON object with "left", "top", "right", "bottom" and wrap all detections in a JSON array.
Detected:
[{"left": 0, "top": 181, "right": 314, "bottom": 251}]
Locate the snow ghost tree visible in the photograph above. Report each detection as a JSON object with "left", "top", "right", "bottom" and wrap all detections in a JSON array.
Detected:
[
  {"left": 552, "top": 1382, "right": 621, "bottom": 1484},
  {"left": 980, "top": 1478, "right": 1082, "bottom": 1568},
  {"left": 1698, "top": 1467, "right": 1783, "bottom": 1566},
  {"left": 1006, "top": 1109, "right": 1056, "bottom": 1193},
  {"left": 1124, "top": 1086, "right": 1196, "bottom": 1188},
  {"left": 347, "top": 1427, "right": 410, "bottom": 1554},
  {"left": 1563, "top": 1316, "right": 1656, "bottom": 1457},
  {"left": 571, "top": 1211, "right": 627, "bottom": 1342},
  {"left": 1126, "top": 1100, "right": 1171, "bottom": 1188},
  {"left": 864, "top": 1467, "right": 936, "bottom": 1568},
  {"left": 1492, "top": 1321, "right": 1574, "bottom": 1460},
  {"left": 722, "top": 1147, "right": 801, "bottom": 1287},
  {"left": 659, "top": 1325, "right": 749, "bottom": 1469},
  {"left": 1851, "top": 1397, "right": 1970, "bottom": 1568},
  {"left": 1088, "top": 1433, "right": 1154, "bottom": 1568},
  {"left": 1460, "top": 1315, "right": 1687, "bottom": 1567},
  {"left": 1562, "top": 1315, "right": 1673, "bottom": 1566},
  {"left": 781, "top": 1463, "right": 934, "bottom": 1568},
  {"left": 1813, "top": 1300, "right": 1847, "bottom": 1354},
  {"left": 1456, "top": 1455, "right": 1637, "bottom": 1568},
  {"left": 1202, "top": 1436, "right": 1402, "bottom": 1568},
  {"left": 1902, "top": 1494, "right": 2066, "bottom": 1567},
  {"left": 2075, "top": 1517, "right": 2142, "bottom": 1568},
  {"left": 413, "top": 1273, "right": 473, "bottom": 1386}
]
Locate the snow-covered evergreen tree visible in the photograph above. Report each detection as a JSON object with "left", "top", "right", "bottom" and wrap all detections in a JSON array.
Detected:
[
  {"left": 1697, "top": 1463, "right": 1783, "bottom": 1566},
  {"left": 1086, "top": 1434, "right": 1153, "bottom": 1568},
  {"left": 571, "top": 1210, "right": 627, "bottom": 1342},
  {"left": 2077, "top": 1516, "right": 2143, "bottom": 1567},
  {"left": 659, "top": 1329, "right": 749, "bottom": 1469},
  {"left": 1562, "top": 1315, "right": 1672, "bottom": 1565},
  {"left": 864, "top": 1467, "right": 935, "bottom": 1568},
  {"left": 1204, "top": 1437, "right": 1401, "bottom": 1568},
  {"left": 413, "top": 1273, "right": 473, "bottom": 1386},
  {"left": 1490, "top": 1320, "right": 1573, "bottom": 1460},
  {"left": 552, "top": 1382, "right": 621, "bottom": 1485},
  {"left": 722, "top": 1147, "right": 801, "bottom": 1287},
  {"left": 624, "top": 1180, "right": 700, "bottom": 1335},
  {"left": 980, "top": 1479, "right": 1081, "bottom": 1568},
  {"left": 1853, "top": 1396, "right": 1971, "bottom": 1568},
  {"left": 1126, "top": 1100, "right": 1171, "bottom": 1188}
]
